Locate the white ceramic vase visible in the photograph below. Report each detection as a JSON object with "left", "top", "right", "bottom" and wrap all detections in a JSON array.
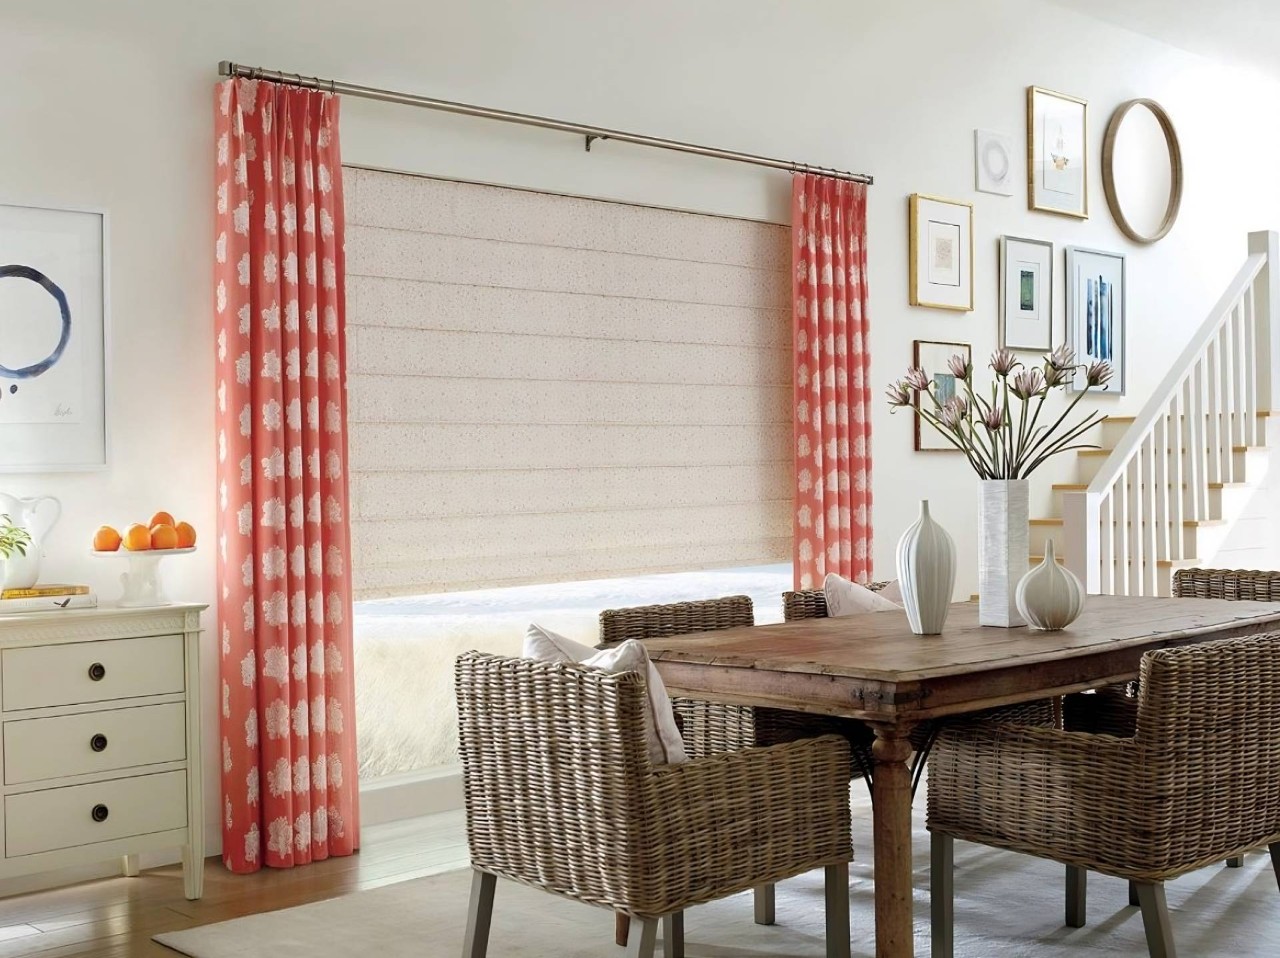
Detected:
[
  {"left": 978, "top": 479, "right": 1029, "bottom": 628},
  {"left": 1016, "top": 539, "right": 1086, "bottom": 631},
  {"left": 895, "top": 499, "right": 956, "bottom": 636}
]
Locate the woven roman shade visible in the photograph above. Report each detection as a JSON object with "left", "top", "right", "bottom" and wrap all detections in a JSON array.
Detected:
[{"left": 344, "top": 169, "right": 791, "bottom": 599}]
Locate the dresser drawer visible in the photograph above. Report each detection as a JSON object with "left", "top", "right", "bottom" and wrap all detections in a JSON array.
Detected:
[
  {"left": 1, "top": 635, "right": 185, "bottom": 711},
  {"left": 5, "top": 770, "right": 188, "bottom": 858},
  {"left": 3, "top": 703, "right": 186, "bottom": 785}
]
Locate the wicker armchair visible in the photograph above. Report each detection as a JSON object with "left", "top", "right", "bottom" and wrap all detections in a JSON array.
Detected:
[
  {"left": 1173, "top": 566, "right": 1280, "bottom": 601},
  {"left": 927, "top": 633, "right": 1280, "bottom": 958},
  {"left": 456, "top": 651, "right": 855, "bottom": 958}
]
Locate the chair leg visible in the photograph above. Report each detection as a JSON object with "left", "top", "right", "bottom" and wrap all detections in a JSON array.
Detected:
[
  {"left": 1065, "top": 864, "right": 1087, "bottom": 928},
  {"left": 1270, "top": 842, "right": 1280, "bottom": 893},
  {"left": 1129, "top": 880, "right": 1140, "bottom": 907},
  {"left": 662, "top": 912, "right": 684, "bottom": 958},
  {"left": 1227, "top": 855, "right": 1245, "bottom": 868},
  {"left": 753, "top": 883, "right": 775, "bottom": 925},
  {"left": 824, "top": 862, "right": 851, "bottom": 958},
  {"left": 1134, "top": 882, "right": 1178, "bottom": 958},
  {"left": 462, "top": 870, "right": 497, "bottom": 958},
  {"left": 627, "top": 917, "right": 659, "bottom": 958},
  {"left": 616, "top": 913, "right": 631, "bottom": 946},
  {"left": 931, "top": 833, "right": 954, "bottom": 958}
]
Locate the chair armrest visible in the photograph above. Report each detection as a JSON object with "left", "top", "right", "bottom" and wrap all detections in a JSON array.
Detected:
[
  {"left": 928, "top": 721, "right": 1143, "bottom": 873},
  {"left": 629, "top": 734, "right": 852, "bottom": 916}
]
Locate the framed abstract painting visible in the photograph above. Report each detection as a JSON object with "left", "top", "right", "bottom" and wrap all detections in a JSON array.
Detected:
[
  {"left": 913, "top": 339, "right": 972, "bottom": 451},
  {"left": 999, "top": 236, "right": 1053, "bottom": 352},
  {"left": 0, "top": 202, "right": 109, "bottom": 471},
  {"left": 1066, "top": 246, "right": 1125, "bottom": 395},
  {"left": 1027, "top": 86, "right": 1088, "bottom": 219},
  {"left": 909, "top": 194, "right": 974, "bottom": 311}
]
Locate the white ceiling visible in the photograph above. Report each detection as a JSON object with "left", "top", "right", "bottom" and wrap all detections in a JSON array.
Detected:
[{"left": 1050, "top": 0, "right": 1280, "bottom": 77}]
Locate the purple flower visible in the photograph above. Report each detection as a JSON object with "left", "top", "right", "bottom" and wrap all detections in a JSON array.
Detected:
[
  {"left": 981, "top": 405, "right": 1006, "bottom": 431},
  {"left": 1045, "top": 344, "right": 1076, "bottom": 371},
  {"left": 1043, "top": 363, "right": 1070, "bottom": 388},
  {"left": 947, "top": 354, "right": 972, "bottom": 380},
  {"left": 990, "top": 348, "right": 1018, "bottom": 377},
  {"left": 1086, "top": 361, "right": 1114, "bottom": 387},
  {"left": 1010, "top": 368, "right": 1046, "bottom": 400},
  {"left": 940, "top": 395, "right": 970, "bottom": 429},
  {"left": 885, "top": 381, "right": 913, "bottom": 407},
  {"left": 904, "top": 367, "right": 931, "bottom": 391}
]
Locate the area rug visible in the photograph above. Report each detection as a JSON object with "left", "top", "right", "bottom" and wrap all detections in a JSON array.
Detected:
[{"left": 154, "top": 805, "right": 1278, "bottom": 958}]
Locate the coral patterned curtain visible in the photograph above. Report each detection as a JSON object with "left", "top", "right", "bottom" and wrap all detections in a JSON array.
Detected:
[
  {"left": 214, "top": 78, "right": 358, "bottom": 872},
  {"left": 791, "top": 174, "right": 873, "bottom": 589}
]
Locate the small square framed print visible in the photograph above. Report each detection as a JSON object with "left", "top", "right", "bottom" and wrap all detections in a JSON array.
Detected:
[
  {"left": 999, "top": 236, "right": 1053, "bottom": 352},
  {"left": 909, "top": 194, "right": 973, "bottom": 311},
  {"left": 1027, "top": 86, "right": 1088, "bottom": 218},
  {"left": 913, "top": 339, "right": 972, "bottom": 452}
]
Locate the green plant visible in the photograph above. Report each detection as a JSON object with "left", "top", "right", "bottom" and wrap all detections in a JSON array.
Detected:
[{"left": 0, "top": 515, "right": 32, "bottom": 560}]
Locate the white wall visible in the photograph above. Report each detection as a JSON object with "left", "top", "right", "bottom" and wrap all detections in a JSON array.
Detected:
[{"left": 3, "top": 0, "right": 1280, "bottom": 850}]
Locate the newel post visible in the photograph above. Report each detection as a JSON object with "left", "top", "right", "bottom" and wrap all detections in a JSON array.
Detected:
[
  {"left": 1062, "top": 491, "right": 1100, "bottom": 595},
  {"left": 1248, "top": 230, "right": 1280, "bottom": 411}
]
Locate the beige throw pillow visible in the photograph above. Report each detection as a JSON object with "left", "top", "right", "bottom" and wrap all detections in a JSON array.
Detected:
[
  {"left": 823, "top": 572, "right": 903, "bottom": 617},
  {"left": 523, "top": 624, "right": 688, "bottom": 765}
]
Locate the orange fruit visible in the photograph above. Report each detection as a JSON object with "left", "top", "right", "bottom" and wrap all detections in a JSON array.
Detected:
[
  {"left": 122, "top": 524, "right": 152, "bottom": 551},
  {"left": 175, "top": 521, "right": 197, "bottom": 549},
  {"left": 150, "top": 511, "right": 175, "bottom": 529},
  {"left": 93, "top": 525, "right": 122, "bottom": 552},
  {"left": 150, "top": 523, "right": 179, "bottom": 551}
]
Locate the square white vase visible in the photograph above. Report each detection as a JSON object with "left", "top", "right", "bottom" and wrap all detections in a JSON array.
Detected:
[{"left": 979, "top": 479, "right": 1029, "bottom": 627}]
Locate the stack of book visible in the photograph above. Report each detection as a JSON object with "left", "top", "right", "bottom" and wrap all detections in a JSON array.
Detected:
[{"left": 0, "top": 584, "right": 98, "bottom": 613}]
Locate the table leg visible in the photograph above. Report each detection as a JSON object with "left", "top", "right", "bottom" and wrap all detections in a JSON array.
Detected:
[{"left": 870, "top": 723, "right": 917, "bottom": 958}]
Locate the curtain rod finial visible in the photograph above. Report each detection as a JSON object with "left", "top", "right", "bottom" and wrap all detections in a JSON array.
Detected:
[{"left": 218, "top": 60, "right": 235, "bottom": 77}]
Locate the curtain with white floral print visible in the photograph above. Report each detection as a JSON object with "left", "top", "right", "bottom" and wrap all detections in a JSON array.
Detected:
[
  {"left": 791, "top": 174, "right": 873, "bottom": 589},
  {"left": 215, "top": 77, "right": 359, "bottom": 872}
]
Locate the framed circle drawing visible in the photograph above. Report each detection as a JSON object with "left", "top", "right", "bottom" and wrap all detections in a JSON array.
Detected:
[{"left": 1102, "top": 98, "right": 1183, "bottom": 244}]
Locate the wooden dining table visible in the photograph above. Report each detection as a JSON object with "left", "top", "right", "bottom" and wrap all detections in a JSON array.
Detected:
[{"left": 643, "top": 593, "right": 1280, "bottom": 958}]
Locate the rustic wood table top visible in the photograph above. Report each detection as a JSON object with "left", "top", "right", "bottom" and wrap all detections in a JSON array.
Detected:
[{"left": 644, "top": 594, "right": 1280, "bottom": 958}]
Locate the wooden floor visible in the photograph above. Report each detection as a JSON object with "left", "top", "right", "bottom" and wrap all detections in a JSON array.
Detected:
[{"left": 0, "top": 811, "right": 469, "bottom": 958}]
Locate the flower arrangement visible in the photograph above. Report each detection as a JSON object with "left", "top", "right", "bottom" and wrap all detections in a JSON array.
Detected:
[
  {"left": 0, "top": 515, "right": 32, "bottom": 561},
  {"left": 886, "top": 345, "right": 1113, "bottom": 479}
]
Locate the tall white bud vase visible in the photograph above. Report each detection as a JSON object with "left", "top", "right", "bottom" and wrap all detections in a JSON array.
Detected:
[
  {"left": 1016, "top": 539, "right": 1086, "bottom": 631},
  {"left": 896, "top": 500, "right": 956, "bottom": 636},
  {"left": 979, "top": 479, "right": 1029, "bottom": 627}
]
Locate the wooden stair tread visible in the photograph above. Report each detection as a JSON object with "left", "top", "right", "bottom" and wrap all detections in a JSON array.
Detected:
[
  {"left": 1054, "top": 481, "right": 1246, "bottom": 491},
  {"left": 1078, "top": 445, "right": 1263, "bottom": 457},
  {"left": 1031, "top": 555, "right": 1200, "bottom": 569},
  {"left": 1031, "top": 517, "right": 1225, "bottom": 528},
  {"left": 1107, "top": 413, "right": 1271, "bottom": 423}
]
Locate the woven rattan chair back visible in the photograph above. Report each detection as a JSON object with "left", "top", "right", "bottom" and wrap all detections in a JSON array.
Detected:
[
  {"left": 782, "top": 589, "right": 828, "bottom": 621},
  {"left": 1133, "top": 633, "right": 1280, "bottom": 862},
  {"left": 1172, "top": 567, "right": 1280, "bottom": 602},
  {"left": 598, "top": 596, "right": 755, "bottom": 757}
]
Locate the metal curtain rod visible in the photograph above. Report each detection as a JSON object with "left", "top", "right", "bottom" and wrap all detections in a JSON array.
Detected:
[{"left": 217, "top": 60, "right": 873, "bottom": 185}]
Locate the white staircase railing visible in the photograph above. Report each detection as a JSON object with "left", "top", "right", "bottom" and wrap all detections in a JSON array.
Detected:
[{"left": 1064, "top": 230, "right": 1279, "bottom": 595}]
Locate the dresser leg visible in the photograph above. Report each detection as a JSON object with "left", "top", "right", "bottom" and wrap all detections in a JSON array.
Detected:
[
  {"left": 182, "top": 842, "right": 205, "bottom": 900},
  {"left": 121, "top": 854, "right": 140, "bottom": 878}
]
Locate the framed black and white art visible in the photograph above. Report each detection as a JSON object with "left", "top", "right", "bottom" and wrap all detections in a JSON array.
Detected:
[
  {"left": 0, "top": 202, "right": 109, "bottom": 471},
  {"left": 999, "top": 236, "right": 1053, "bottom": 352}
]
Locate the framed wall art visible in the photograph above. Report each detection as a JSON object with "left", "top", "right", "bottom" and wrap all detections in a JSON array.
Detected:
[
  {"left": 909, "top": 194, "right": 974, "bottom": 311},
  {"left": 1027, "top": 86, "right": 1088, "bottom": 219},
  {"left": 913, "top": 339, "right": 972, "bottom": 452},
  {"left": 1065, "top": 246, "right": 1125, "bottom": 395},
  {"left": 0, "top": 202, "right": 109, "bottom": 471},
  {"left": 975, "top": 129, "right": 1015, "bottom": 196},
  {"left": 999, "top": 236, "right": 1053, "bottom": 352}
]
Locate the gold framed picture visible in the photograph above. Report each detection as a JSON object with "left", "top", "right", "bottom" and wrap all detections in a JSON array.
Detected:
[
  {"left": 908, "top": 194, "right": 974, "bottom": 311},
  {"left": 912, "top": 339, "right": 972, "bottom": 451},
  {"left": 1027, "top": 86, "right": 1088, "bottom": 218}
]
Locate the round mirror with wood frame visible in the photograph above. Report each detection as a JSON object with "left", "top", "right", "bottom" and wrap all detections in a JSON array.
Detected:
[{"left": 1102, "top": 98, "right": 1183, "bottom": 244}]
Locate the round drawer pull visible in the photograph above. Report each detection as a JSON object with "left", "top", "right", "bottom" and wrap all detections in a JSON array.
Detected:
[
  {"left": 91, "top": 804, "right": 109, "bottom": 823},
  {"left": 90, "top": 733, "right": 109, "bottom": 752},
  {"left": 88, "top": 662, "right": 106, "bottom": 682}
]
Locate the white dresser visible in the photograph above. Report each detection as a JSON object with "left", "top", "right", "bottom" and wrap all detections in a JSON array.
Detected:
[{"left": 0, "top": 604, "right": 205, "bottom": 899}]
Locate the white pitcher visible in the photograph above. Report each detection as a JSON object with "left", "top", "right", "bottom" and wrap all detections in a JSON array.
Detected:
[{"left": 0, "top": 494, "right": 61, "bottom": 590}]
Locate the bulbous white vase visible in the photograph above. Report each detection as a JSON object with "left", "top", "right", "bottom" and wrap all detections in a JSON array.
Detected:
[
  {"left": 895, "top": 500, "right": 956, "bottom": 636},
  {"left": 1016, "top": 539, "right": 1086, "bottom": 631}
]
